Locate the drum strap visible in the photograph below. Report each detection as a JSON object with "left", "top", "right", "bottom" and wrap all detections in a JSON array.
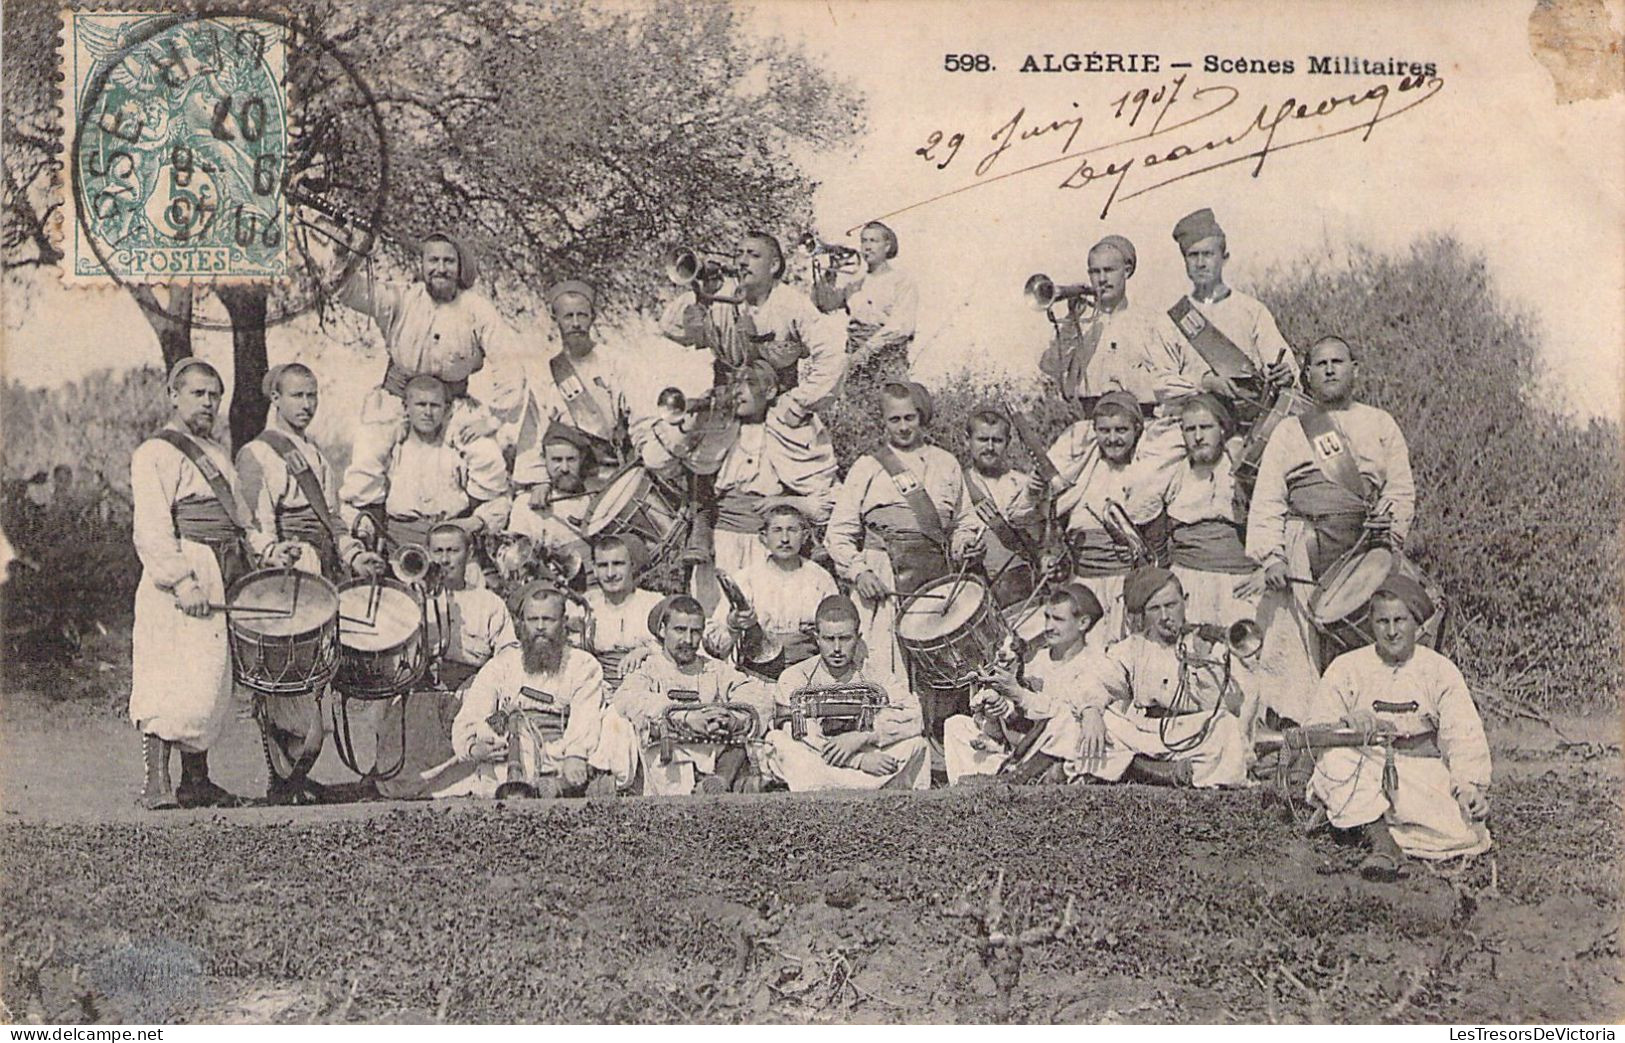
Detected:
[
  {"left": 963, "top": 469, "right": 1042, "bottom": 566},
  {"left": 256, "top": 430, "right": 343, "bottom": 547},
  {"left": 875, "top": 447, "right": 948, "bottom": 546},
  {"left": 1167, "top": 296, "right": 1258, "bottom": 380},
  {"left": 547, "top": 352, "right": 616, "bottom": 442},
  {"left": 153, "top": 429, "right": 250, "bottom": 534},
  {"left": 1297, "top": 411, "right": 1374, "bottom": 502}
]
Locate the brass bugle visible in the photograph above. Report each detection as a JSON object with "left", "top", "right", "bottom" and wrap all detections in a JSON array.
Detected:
[
  {"left": 1023, "top": 272, "right": 1094, "bottom": 312},
  {"left": 1180, "top": 619, "right": 1264, "bottom": 660},
  {"left": 798, "top": 232, "right": 862, "bottom": 266},
  {"left": 391, "top": 542, "right": 430, "bottom": 584},
  {"left": 664, "top": 245, "right": 737, "bottom": 287}
]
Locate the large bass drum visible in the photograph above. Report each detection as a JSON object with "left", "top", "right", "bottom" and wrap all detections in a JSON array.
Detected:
[
  {"left": 897, "top": 575, "right": 1009, "bottom": 693},
  {"left": 225, "top": 568, "right": 340, "bottom": 695}
]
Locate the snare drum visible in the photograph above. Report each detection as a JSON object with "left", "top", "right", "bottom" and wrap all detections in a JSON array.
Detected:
[
  {"left": 1308, "top": 545, "right": 1447, "bottom": 663},
  {"left": 335, "top": 577, "right": 428, "bottom": 698},
  {"left": 585, "top": 467, "right": 689, "bottom": 593},
  {"left": 226, "top": 568, "right": 340, "bottom": 695},
  {"left": 897, "top": 575, "right": 1010, "bottom": 693},
  {"left": 1234, "top": 389, "right": 1316, "bottom": 497}
]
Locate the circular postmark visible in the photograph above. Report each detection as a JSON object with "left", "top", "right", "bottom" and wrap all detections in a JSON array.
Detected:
[{"left": 69, "top": 9, "right": 388, "bottom": 331}]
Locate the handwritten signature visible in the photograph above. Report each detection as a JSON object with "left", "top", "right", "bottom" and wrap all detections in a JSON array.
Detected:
[{"left": 852, "top": 73, "right": 1444, "bottom": 230}]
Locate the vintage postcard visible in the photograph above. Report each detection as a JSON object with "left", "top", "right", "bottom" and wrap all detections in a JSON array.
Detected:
[{"left": 1, "top": 0, "right": 1620, "bottom": 1028}]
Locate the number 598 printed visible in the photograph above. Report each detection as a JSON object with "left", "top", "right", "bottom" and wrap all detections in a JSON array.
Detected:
[{"left": 944, "top": 53, "right": 993, "bottom": 72}]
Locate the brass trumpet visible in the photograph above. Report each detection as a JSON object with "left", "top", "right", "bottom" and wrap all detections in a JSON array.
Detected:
[
  {"left": 1177, "top": 619, "right": 1265, "bottom": 666},
  {"left": 391, "top": 542, "right": 430, "bottom": 584},
  {"left": 664, "top": 246, "right": 744, "bottom": 305},
  {"left": 798, "top": 232, "right": 862, "bottom": 279},
  {"left": 1023, "top": 272, "right": 1098, "bottom": 329}
]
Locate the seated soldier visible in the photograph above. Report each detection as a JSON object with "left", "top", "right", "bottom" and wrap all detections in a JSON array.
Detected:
[
  {"left": 581, "top": 535, "right": 664, "bottom": 690},
  {"left": 1040, "top": 390, "right": 1149, "bottom": 645},
  {"left": 764, "top": 595, "right": 931, "bottom": 792},
  {"left": 953, "top": 407, "right": 1042, "bottom": 612},
  {"left": 450, "top": 584, "right": 632, "bottom": 798},
  {"left": 704, "top": 502, "right": 839, "bottom": 677},
  {"left": 1127, "top": 394, "right": 1255, "bottom": 631},
  {"left": 1080, "top": 567, "right": 1254, "bottom": 789},
  {"left": 1305, "top": 575, "right": 1491, "bottom": 882},
  {"left": 376, "top": 523, "right": 519, "bottom": 799},
  {"left": 347, "top": 374, "right": 511, "bottom": 551},
  {"left": 612, "top": 594, "right": 776, "bottom": 795},
  {"left": 945, "top": 584, "right": 1106, "bottom": 785},
  {"left": 505, "top": 423, "right": 597, "bottom": 581}
]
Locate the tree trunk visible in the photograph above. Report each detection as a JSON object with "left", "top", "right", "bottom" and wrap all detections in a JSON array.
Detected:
[
  {"left": 127, "top": 285, "right": 194, "bottom": 370},
  {"left": 217, "top": 285, "right": 270, "bottom": 452}
]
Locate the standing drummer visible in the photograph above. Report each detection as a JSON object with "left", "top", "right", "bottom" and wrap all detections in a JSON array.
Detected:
[
  {"left": 237, "top": 363, "right": 387, "bottom": 804},
  {"left": 1040, "top": 390, "right": 1149, "bottom": 644},
  {"left": 613, "top": 594, "right": 776, "bottom": 795},
  {"left": 336, "top": 232, "right": 516, "bottom": 518},
  {"left": 375, "top": 522, "right": 520, "bottom": 799},
  {"left": 1243, "top": 336, "right": 1415, "bottom": 724},
  {"left": 952, "top": 407, "right": 1042, "bottom": 611},
  {"left": 1168, "top": 208, "right": 1297, "bottom": 418},
  {"left": 131, "top": 359, "right": 300, "bottom": 809},
  {"left": 825, "top": 382, "right": 967, "bottom": 682},
  {"left": 763, "top": 595, "right": 931, "bottom": 792},
  {"left": 505, "top": 422, "right": 598, "bottom": 581}
]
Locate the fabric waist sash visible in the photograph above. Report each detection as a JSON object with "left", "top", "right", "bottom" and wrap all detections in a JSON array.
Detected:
[
  {"left": 1067, "top": 528, "right": 1131, "bottom": 576},
  {"left": 386, "top": 510, "right": 469, "bottom": 551},
  {"left": 436, "top": 658, "right": 482, "bottom": 691},
  {"left": 595, "top": 648, "right": 630, "bottom": 690},
  {"left": 716, "top": 492, "right": 766, "bottom": 535},
  {"left": 382, "top": 360, "right": 469, "bottom": 400},
  {"left": 173, "top": 496, "right": 248, "bottom": 587},
  {"left": 1390, "top": 731, "right": 1441, "bottom": 758},
  {"left": 774, "top": 630, "right": 819, "bottom": 666},
  {"left": 281, "top": 504, "right": 340, "bottom": 577},
  {"left": 864, "top": 519, "right": 948, "bottom": 595},
  {"left": 1285, "top": 467, "right": 1368, "bottom": 577},
  {"left": 1170, "top": 519, "right": 1252, "bottom": 574}
]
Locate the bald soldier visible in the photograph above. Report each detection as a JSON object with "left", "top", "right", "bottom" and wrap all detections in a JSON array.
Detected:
[
  {"left": 1037, "top": 234, "right": 1195, "bottom": 474},
  {"left": 1242, "top": 335, "right": 1416, "bottom": 723},
  {"left": 130, "top": 359, "right": 299, "bottom": 809},
  {"left": 824, "top": 382, "right": 966, "bottom": 674},
  {"left": 336, "top": 232, "right": 514, "bottom": 518},
  {"left": 237, "top": 363, "right": 387, "bottom": 804},
  {"left": 1167, "top": 208, "right": 1298, "bottom": 418},
  {"left": 1304, "top": 575, "right": 1492, "bottom": 881}
]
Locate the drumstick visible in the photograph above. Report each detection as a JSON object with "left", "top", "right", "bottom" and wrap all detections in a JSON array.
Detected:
[
  {"left": 207, "top": 603, "right": 293, "bottom": 614},
  {"left": 940, "top": 561, "right": 972, "bottom": 615},
  {"left": 418, "top": 754, "right": 460, "bottom": 781}
]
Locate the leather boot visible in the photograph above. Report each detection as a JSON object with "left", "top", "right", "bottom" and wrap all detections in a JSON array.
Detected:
[
  {"left": 138, "top": 733, "right": 178, "bottom": 810},
  {"left": 176, "top": 750, "right": 245, "bottom": 809},
  {"left": 1125, "top": 754, "right": 1194, "bottom": 788},
  {"left": 1360, "top": 820, "right": 1405, "bottom": 881}
]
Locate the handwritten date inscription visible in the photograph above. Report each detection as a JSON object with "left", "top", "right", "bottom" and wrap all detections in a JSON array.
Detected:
[{"left": 901, "top": 72, "right": 1443, "bottom": 222}]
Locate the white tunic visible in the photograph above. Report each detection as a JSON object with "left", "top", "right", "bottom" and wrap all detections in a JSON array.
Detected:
[
  {"left": 451, "top": 644, "right": 608, "bottom": 764},
  {"left": 1178, "top": 288, "right": 1297, "bottom": 379},
  {"left": 129, "top": 424, "right": 273, "bottom": 748},
  {"left": 705, "top": 557, "right": 838, "bottom": 650},
  {"left": 842, "top": 265, "right": 918, "bottom": 354},
  {"left": 236, "top": 415, "right": 360, "bottom": 567}
]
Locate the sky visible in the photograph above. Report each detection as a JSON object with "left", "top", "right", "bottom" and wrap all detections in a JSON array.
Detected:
[{"left": 5, "top": 0, "right": 1621, "bottom": 423}]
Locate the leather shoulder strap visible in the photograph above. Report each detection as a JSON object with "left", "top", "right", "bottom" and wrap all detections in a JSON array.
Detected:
[
  {"left": 256, "top": 429, "right": 342, "bottom": 542},
  {"left": 153, "top": 429, "right": 248, "bottom": 532},
  {"left": 1296, "top": 410, "right": 1373, "bottom": 500},
  {"left": 963, "top": 468, "right": 1041, "bottom": 564},
  {"left": 874, "top": 447, "right": 948, "bottom": 544},
  {"left": 548, "top": 351, "right": 615, "bottom": 440},
  {"left": 1168, "top": 296, "right": 1257, "bottom": 379}
]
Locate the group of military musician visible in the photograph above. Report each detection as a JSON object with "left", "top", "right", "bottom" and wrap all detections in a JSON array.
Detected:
[{"left": 129, "top": 207, "right": 1490, "bottom": 883}]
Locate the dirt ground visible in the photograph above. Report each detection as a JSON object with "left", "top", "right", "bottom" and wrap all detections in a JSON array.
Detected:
[{"left": 1, "top": 641, "right": 1621, "bottom": 1024}]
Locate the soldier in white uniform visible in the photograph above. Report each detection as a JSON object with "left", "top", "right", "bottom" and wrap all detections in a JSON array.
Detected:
[
  {"left": 952, "top": 407, "right": 1041, "bottom": 611},
  {"left": 1306, "top": 576, "right": 1492, "bottom": 881},
  {"left": 705, "top": 502, "right": 839, "bottom": 675},
  {"left": 581, "top": 535, "right": 665, "bottom": 691},
  {"left": 130, "top": 360, "right": 297, "bottom": 809}
]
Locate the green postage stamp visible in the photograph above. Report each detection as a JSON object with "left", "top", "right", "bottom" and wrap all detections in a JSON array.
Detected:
[{"left": 63, "top": 10, "right": 289, "bottom": 284}]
